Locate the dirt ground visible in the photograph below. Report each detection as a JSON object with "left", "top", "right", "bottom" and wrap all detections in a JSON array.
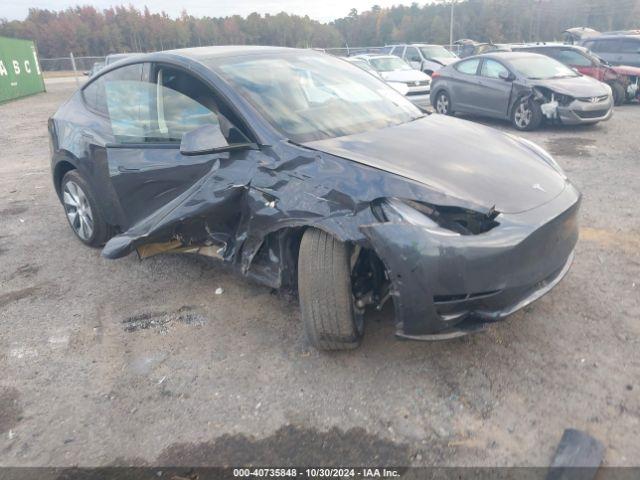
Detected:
[{"left": 0, "top": 80, "right": 638, "bottom": 468}]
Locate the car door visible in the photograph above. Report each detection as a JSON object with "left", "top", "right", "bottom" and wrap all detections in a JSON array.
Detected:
[
  {"left": 448, "top": 57, "right": 482, "bottom": 112},
  {"left": 101, "top": 63, "right": 257, "bottom": 232},
  {"left": 403, "top": 46, "right": 422, "bottom": 70},
  {"left": 475, "top": 58, "right": 513, "bottom": 118}
]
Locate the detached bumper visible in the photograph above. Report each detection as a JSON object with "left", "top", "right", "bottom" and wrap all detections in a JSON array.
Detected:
[
  {"left": 360, "top": 183, "right": 581, "bottom": 340},
  {"left": 558, "top": 97, "right": 613, "bottom": 125}
]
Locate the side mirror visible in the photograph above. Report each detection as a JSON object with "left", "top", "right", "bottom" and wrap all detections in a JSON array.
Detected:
[{"left": 499, "top": 70, "right": 513, "bottom": 81}]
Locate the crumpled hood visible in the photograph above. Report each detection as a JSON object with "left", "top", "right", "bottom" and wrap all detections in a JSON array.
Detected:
[
  {"left": 611, "top": 64, "right": 640, "bottom": 76},
  {"left": 380, "top": 70, "right": 430, "bottom": 83},
  {"left": 533, "top": 75, "right": 611, "bottom": 97},
  {"left": 303, "top": 115, "right": 567, "bottom": 214}
]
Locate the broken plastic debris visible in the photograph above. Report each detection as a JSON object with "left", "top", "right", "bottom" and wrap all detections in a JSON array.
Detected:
[
  {"left": 541, "top": 100, "right": 559, "bottom": 119},
  {"left": 215, "top": 287, "right": 224, "bottom": 295}
]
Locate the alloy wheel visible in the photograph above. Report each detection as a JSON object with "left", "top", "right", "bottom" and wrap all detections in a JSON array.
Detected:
[
  {"left": 514, "top": 101, "right": 533, "bottom": 129},
  {"left": 436, "top": 93, "right": 450, "bottom": 114},
  {"left": 63, "top": 181, "right": 94, "bottom": 241}
]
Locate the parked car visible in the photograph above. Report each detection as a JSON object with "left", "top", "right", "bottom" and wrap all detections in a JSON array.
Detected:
[
  {"left": 581, "top": 35, "right": 640, "bottom": 67},
  {"left": 454, "top": 39, "right": 511, "bottom": 58},
  {"left": 563, "top": 27, "right": 640, "bottom": 45},
  {"left": 49, "top": 46, "right": 580, "bottom": 350},
  {"left": 385, "top": 44, "right": 459, "bottom": 74},
  {"left": 430, "top": 52, "right": 613, "bottom": 130},
  {"left": 351, "top": 54, "right": 431, "bottom": 107},
  {"left": 84, "top": 61, "right": 104, "bottom": 77},
  {"left": 511, "top": 43, "right": 640, "bottom": 104},
  {"left": 342, "top": 56, "right": 410, "bottom": 96}
]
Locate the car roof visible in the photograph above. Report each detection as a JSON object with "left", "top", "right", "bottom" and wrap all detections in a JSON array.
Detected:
[
  {"left": 476, "top": 51, "right": 550, "bottom": 61},
  {"left": 589, "top": 34, "right": 640, "bottom": 40},
  {"left": 353, "top": 54, "right": 398, "bottom": 60},
  {"left": 164, "top": 45, "right": 300, "bottom": 61},
  {"left": 512, "top": 43, "right": 589, "bottom": 51}
]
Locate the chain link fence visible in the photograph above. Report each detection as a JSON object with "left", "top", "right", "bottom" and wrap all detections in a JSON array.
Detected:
[{"left": 39, "top": 55, "right": 106, "bottom": 76}]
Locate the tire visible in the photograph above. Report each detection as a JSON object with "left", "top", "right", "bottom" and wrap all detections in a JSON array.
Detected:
[
  {"left": 60, "top": 170, "right": 111, "bottom": 247},
  {"left": 298, "top": 228, "right": 364, "bottom": 350},
  {"left": 608, "top": 81, "right": 626, "bottom": 106},
  {"left": 511, "top": 97, "right": 543, "bottom": 131},
  {"left": 434, "top": 90, "right": 453, "bottom": 115}
]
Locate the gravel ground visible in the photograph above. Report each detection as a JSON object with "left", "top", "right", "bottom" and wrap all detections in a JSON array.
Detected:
[{"left": 0, "top": 81, "right": 638, "bottom": 468}]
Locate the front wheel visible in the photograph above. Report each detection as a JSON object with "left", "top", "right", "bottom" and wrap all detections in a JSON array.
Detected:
[
  {"left": 298, "top": 228, "right": 364, "bottom": 350},
  {"left": 511, "top": 97, "right": 543, "bottom": 131}
]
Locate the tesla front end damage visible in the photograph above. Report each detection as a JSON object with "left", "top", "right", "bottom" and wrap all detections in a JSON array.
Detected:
[{"left": 48, "top": 46, "right": 581, "bottom": 350}]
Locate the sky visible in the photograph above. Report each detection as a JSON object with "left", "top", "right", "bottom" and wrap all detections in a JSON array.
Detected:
[{"left": 1, "top": 0, "right": 429, "bottom": 22}]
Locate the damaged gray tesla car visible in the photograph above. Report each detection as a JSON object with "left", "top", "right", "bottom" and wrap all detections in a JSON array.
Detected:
[
  {"left": 430, "top": 52, "right": 613, "bottom": 130},
  {"left": 49, "top": 46, "right": 581, "bottom": 350}
]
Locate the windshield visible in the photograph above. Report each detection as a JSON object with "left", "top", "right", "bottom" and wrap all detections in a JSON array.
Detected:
[
  {"left": 348, "top": 59, "right": 378, "bottom": 75},
  {"left": 369, "top": 57, "right": 413, "bottom": 72},
  {"left": 420, "top": 46, "right": 457, "bottom": 59},
  {"left": 510, "top": 56, "right": 580, "bottom": 79},
  {"left": 211, "top": 53, "right": 421, "bottom": 143}
]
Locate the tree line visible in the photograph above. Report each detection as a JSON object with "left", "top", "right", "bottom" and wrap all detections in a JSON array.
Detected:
[{"left": 1, "top": 0, "right": 639, "bottom": 58}]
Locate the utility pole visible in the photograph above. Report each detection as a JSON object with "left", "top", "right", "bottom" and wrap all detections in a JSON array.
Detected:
[{"left": 449, "top": 1, "right": 455, "bottom": 47}]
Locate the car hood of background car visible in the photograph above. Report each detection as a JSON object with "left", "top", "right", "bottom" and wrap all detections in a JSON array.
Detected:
[
  {"left": 380, "top": 70, "right": 430, "bottom": 83},
  {"left": 533, "top": 74, "right": 611, "bottom": 97},
  {"left": 303, "top": 115, "right": 567, "bottom": 214}
]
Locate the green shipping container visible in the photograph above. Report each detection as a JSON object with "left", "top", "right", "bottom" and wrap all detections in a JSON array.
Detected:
[{"left": 0, "top": 36, "right": 46, "bottom": 103}]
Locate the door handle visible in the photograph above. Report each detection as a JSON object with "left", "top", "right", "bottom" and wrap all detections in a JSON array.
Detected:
[
  {"left": 81, "top": 131, "right": 95, "bottom": 140},
  {"left": 117, "top": 166, "right": 140, "bottom": 173}
]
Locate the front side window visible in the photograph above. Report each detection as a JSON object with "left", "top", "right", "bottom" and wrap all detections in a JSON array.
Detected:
[
  {"left": 481, "top": 59, "right": 509, "bottom": 79},
  {"left": 455, "top": 58, "right": 480, "bottom": 75},
  {"left": 404, "top": 47, "right": 421, "bottom": 63},
  {"left": 93, "top": 64, "right": 222, "bottom": 144},
  {"left": 210, "top": 52, "right": 421, "bottom": 143}
]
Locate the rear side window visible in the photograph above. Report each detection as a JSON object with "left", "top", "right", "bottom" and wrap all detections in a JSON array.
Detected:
[
  {"left": 481, "top": 59, "right": 509, "bottom": 78},
  {"left": 591, "top": 39, "right": 620, "bottom": 53},
  {"left": 404, "top": 47, "right": 421, "bottom": 63},
  {"left": 455, "top": 58, "right": 480, "bottom": 75},
  {"left": 83, "top": 63, "right": 143, "bottom": 115},
  {"left": 620, "top": 38, "right": 640, "bottom": 53},
  {"left": 390, "top": 46, "right": 403, "bottom": 57}
]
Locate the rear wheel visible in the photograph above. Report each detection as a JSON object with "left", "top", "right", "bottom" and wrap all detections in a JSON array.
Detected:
[
  {"left": 608, "top": 81, "right": 626, "bottom": 106},
  {"left": 511, "top": 97, "right": 543, "bottom": 131},
  {"left": 61, "top": 170, "right": 111, "bottom": 247},
  {"left": 298, "top": 228, "right": 364, "bottom": 351},
  {"left": 435, "top": 90, "right": 453, "bottom": 115}
]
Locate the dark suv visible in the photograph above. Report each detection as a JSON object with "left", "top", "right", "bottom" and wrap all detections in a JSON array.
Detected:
[
  {"left": 581, "top": 35, "right": 640, "bottom": 67},
  {"left": 512, "top": 43, "right": 640, "bottom": 105}
]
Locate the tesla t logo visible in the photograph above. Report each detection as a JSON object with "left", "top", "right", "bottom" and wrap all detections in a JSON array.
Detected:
[{"left": 532, "top": 183, "right": 546, "bottom": 192}]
